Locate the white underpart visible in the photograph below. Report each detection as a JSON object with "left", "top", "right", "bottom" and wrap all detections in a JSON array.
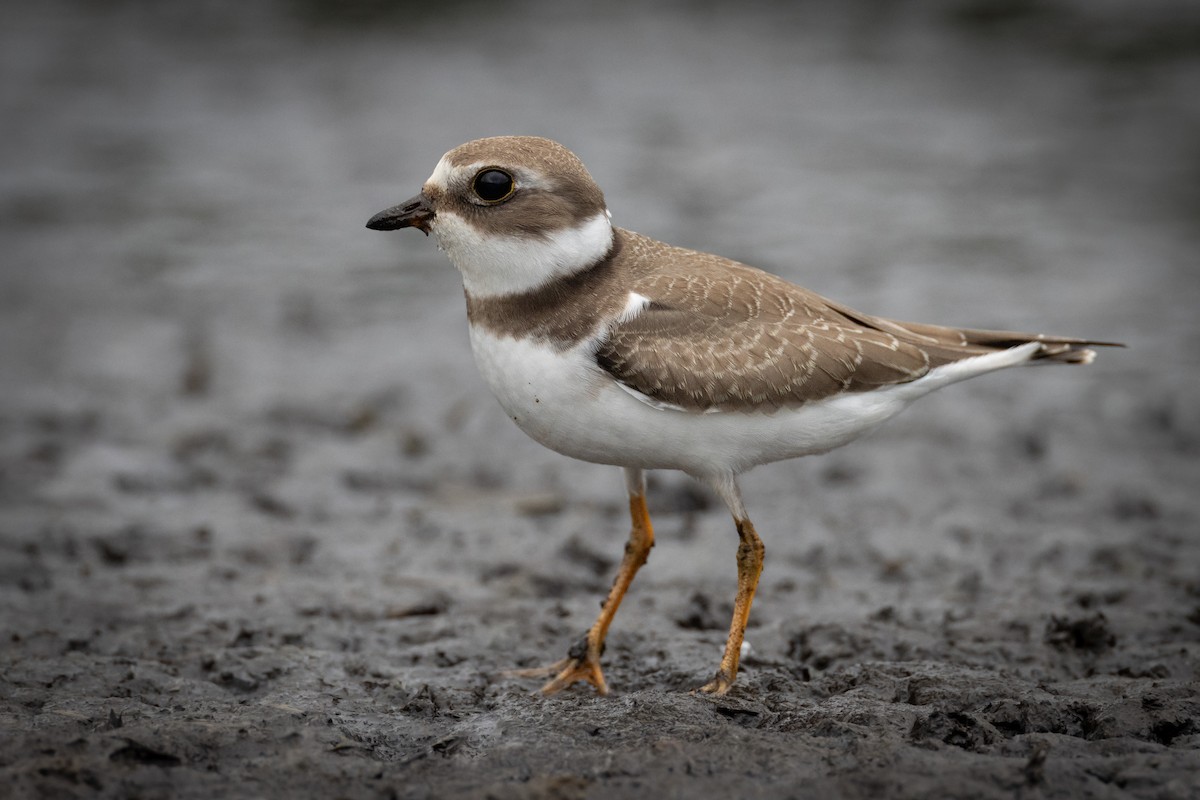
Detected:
[
  {"left": 467, "top": 328, "right": 1045, "bottom": 480},
  {"left": 433, "top": 210, "right": 613, "bottom": 298}
]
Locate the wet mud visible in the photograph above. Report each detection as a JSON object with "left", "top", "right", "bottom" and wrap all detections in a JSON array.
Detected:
[{"left": 2, "top": 2, "right": 1198, "bottom": 798}]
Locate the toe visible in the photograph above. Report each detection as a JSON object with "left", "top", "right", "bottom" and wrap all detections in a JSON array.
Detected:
[
  {"left": 540, "top": 658, "right": 608, "bottom": 696},
  {"left": 695, "top": 672, "right": 735, "bottom": 695}
]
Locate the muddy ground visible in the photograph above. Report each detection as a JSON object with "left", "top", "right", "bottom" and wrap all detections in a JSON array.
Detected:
[{"left": 1, "top": 2, "right": 1198, "bottom": 798}]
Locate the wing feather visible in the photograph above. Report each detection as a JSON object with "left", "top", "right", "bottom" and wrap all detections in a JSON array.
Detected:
[{"left": 592, "top": 231, "right": 1119, "bottom": 412}]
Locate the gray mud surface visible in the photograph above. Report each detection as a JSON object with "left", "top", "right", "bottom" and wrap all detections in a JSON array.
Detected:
[{"left": 2, "top": 2, "right": 1199, "bottom": 798}]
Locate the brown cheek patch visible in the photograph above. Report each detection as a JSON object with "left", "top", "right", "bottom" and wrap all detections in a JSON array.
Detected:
[{"left": 501, "top": 187, "right": 606, "bottom": 238}]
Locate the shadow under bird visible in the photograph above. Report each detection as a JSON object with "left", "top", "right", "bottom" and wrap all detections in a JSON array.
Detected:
[{"left": 366, "top": 135, "right": 1121, "bottom": 695}]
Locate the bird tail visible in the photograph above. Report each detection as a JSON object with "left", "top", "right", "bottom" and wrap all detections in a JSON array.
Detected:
[
  {"left": 931, "top": 327, "right": 1124, "bottom": 365},
  {"left": 822, "top": 297, "right": 1124, "bottom": 369},
  {"left": 843, "top": 310, "right": 1126, "bottom": 366}
]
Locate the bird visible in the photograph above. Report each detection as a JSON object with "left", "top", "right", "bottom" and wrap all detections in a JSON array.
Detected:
[{"left": 366, "top": 135, "right": 1120, "bottom": 696}]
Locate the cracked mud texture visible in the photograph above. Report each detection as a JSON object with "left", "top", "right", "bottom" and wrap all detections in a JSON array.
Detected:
[{"left": 1, "top": 2, "right": 1198, "bottom": 798}]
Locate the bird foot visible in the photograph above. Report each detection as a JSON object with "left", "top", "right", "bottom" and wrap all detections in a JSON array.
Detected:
[
  {"left": 504, "top": 635, "right": 609, "bottom": 695},
  {"left": 506, "top": 655, "right": 608, "bottom": 696},
  {"left": 694, "top": 671, "right": 735, "bottom": 696}
]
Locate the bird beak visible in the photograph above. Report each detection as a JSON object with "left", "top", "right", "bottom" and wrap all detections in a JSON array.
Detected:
[{"left": 365, "top": 193, "right": 434, "bottom": 235}]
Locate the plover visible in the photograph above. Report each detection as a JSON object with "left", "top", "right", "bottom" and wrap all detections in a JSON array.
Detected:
[{"left": 366, "top": 136, "right": 1120, "bottom": 696}]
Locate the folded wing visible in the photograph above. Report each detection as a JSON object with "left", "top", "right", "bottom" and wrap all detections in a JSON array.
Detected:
[{"left": 595, "top": 241, "right": 1117, "bottom": 413}]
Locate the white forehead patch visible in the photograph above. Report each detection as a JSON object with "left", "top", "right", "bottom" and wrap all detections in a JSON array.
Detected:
[{"left": 426, "top": 155, "right": 454, "bottom": 190}]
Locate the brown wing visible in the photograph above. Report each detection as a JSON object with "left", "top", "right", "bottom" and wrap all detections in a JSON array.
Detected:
[
  {"left": 595, "top": 257, "right": 944, "bottom": 412},
  {"left": 594, "top": 231, "right": 1120, "bottom": 412}
]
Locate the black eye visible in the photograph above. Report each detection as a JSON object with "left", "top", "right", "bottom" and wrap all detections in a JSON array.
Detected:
[{"left": 472, "top": 169, "right": 515, "bottom": 203}]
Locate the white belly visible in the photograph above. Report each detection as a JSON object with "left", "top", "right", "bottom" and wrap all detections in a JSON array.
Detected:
[{"left": 467, "top": 327, "right": 925, "bottom": 478}]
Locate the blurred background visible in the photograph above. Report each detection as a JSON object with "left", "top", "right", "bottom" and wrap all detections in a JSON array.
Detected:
[
  {"left": 1, "top": 3, "right": 1198, "bottom": 792},
  {"left": 2, "top": 0, "right": 1199, "bottom": 550}
]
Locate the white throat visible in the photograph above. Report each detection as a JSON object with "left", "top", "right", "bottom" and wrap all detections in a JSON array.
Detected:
[{"left": 432, "top": 210, "right": 614, "bottom": 298}]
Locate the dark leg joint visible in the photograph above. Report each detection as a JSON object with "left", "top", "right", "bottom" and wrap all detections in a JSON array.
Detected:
[
  {"left": 735, "top": 518, "right": 761, "bottom": 544},
  {"left": 567, "top": 633, "right": 591, "bottom": 661},
  {"left": 624, "top": 537, "right": 652, "bottom": 565},
  {"left": 734, "top": 519, "right": 764, "bottom": 564}
]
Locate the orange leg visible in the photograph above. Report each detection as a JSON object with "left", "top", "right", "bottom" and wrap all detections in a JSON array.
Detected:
[
  {"left": 509, "top": 468, "right": 655, "bottom": 695},
  {"left": 697, "top": 517, "right": 764, "bottom": 694}
]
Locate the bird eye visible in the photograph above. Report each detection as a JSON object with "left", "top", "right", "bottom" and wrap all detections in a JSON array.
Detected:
[{"left": 472, "top": 169, "right": 515, "bottom": 203}]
